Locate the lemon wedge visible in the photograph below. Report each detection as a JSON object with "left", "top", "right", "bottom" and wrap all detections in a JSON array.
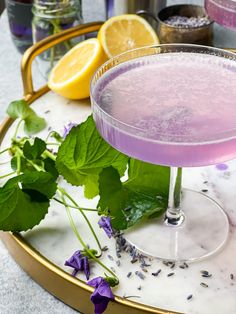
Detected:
[
  {"left": 48, "top": 38, "right": 106, "bottom": 99},
  {"left": 98, "top": 14, "right": 160, "bottom": 58}
]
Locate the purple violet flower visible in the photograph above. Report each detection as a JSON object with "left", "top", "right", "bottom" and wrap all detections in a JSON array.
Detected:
[
  {"left": 98, "top": 216, "right": 113, "bottom": 238},
  {"left": 88, "top": 277, "right": 114, "bottom": 314},
  {"left": 63, "top": 122, "right": 77, "bottom": 138},
  {"left": 65, "top": 250, "right": 90, "bottom": 280}
]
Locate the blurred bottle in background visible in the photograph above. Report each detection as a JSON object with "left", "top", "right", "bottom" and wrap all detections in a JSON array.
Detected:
[
  {"left": 105, "top": 0, "right": 167, "bottom": 28},
  {"left": 5, "top": 0, "right": 33, "bottom": 53}
]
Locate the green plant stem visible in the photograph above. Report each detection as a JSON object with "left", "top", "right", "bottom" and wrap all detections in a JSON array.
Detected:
[
  {"left": 53, "top": 198, "right": 97, "bottom": 212},
  {"left": 58, "top": 186, "right": 102, "bottom": 254},
  {"left": 0, "top": 161, "right": 10, "bottom": 165},
  {"left": 46, "top": 143, "right": 60, "bottom": 146},
  {"left": 13, "top": 119, "right": 23, "bottom": 140},
  {"left": 0, "top": 148, "right": 10, "bottom": 155},
  {"left": 43, "top": 150, "right": 56, "bottom": 161},
  {"left": 51, "top": 20, "right": 72, "bottom": 50},
  {"left": 16, "top": 152, "right": 21, "bottom": 175},
  {"left": 0, "top": 171, "right": 16, "bottom": 179},
  {"left": 60, "top": 192, "right": 118, "bottom": 281},
  {"left": 14, "top": 146, "right": 43, "bottom": 172},
  {"left": 11, "top": 143, "right": 117, "bottom": 280},
  {"left": 14, "top": 145, "right": 102, "bottom": 256}
]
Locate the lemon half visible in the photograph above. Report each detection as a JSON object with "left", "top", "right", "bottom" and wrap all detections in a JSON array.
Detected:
[
  {"left": 98, "top": 14, "right": 160, "bottom": 58},
  {"left": 48, "top": 38, "right": 106, "bottom": 99}
]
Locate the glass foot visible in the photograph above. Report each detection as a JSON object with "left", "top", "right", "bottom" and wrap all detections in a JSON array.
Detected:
[{"left": 124, "top": 189, "right": 229, "bottom": 262}]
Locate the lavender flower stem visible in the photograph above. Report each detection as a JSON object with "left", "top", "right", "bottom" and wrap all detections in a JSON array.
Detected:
[
  {"left": 53, "top": 198, "right": 97, "bottom": 212},
  {"left": 58, "top": 187, "right": 102, "bottom": 253},
  {"left": 13, "top": 119, "right": 23, "bottom": 141},
  {"left": 0, "top": 148, "right": 10, "bottom": 155},
  {"left": 0, "top": 171, "right": 16, "bottom": 179},
  {"left": 60, "top": 193, "right": 118, "bottom": 282}
]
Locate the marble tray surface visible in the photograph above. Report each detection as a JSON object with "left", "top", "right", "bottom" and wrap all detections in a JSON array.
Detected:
[
  {"left": 0, "top": 0, "right": 236, "bottom": 313},
  {"left": 1, "top": 91, "right": 236, "bottom": 314}
]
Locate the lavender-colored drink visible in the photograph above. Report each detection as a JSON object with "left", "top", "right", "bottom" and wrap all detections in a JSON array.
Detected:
[
  {"left": 92, "top": 52, "right": 236, "bottom": 167},
  {"left": 205, "top": 0, "right": 236, "bottom": 29}
]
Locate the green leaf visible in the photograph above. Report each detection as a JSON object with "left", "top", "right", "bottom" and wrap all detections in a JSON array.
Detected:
[
  {"left": 0, "top": 171, "right": 57, "bottom": 231},
  {"left": 44, "top": 158, "right": 59, "bottom": 179},
  {"left": 56, "top": 115, "right": 129, "bottom": 199},
  {"left": 24, "top": 114, "right": 46, "bottom": 135},
  {"left": 21, "top": 171, "right": 57, "bottom": 199},
  {"left": 11, "top": 156, "right": 28, "bottom": 172},
  {"left": 98, "top": 167, "right": 168, "bottom": 230},
  {"left": 7, "top": 99, "right": 46, "bottom": 135},
  {"left": 23, "top": 137, "right": 46, "bottom": 160},
  {"left": 126, "top": 159, "right": 170, "bottom": 199},
  {"left": 7, "top": 100, "right": 31, "bottom": 120}
]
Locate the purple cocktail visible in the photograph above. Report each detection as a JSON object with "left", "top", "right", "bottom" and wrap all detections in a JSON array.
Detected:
[
  {"left": 205, "top": 0, "right": 236, "bottom": 29},
  {"left": 91, "top": 45, "right": 235, "bottom": 261}
]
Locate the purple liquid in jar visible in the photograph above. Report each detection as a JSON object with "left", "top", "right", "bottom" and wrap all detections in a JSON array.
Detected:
[{"left": 6, "top": 0, "right": 33, "bottom": 53}]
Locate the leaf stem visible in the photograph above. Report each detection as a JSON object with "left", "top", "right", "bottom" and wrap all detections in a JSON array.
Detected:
[
  {"left": 0, "top": 171, "right": 16, "bottom": 179},
  {"left": 43, "top": 150, "right": 56, "bottom": 161},
  {"left": 0, "top": 160, "right": 10, "bottom": 165},
  {"left": 15, "top": 146, "right": 44, "bottom": 172},
  {"left": 60, "top": 192, "right": 118, "bottom": 281},
  {"left": 13, "top": 119, "right": 23, "bottom": 140},
  {"left": 0, "top": 148, "right": 10, "bottom": 155},
  {"left": 46, "top": 143, "right": 60, "bottom": 146},
  {"left": 16, "top": 152, "right": 21, "bottom": 175},
  {"left": 58, "top": 186, "right": 102, "bottom": 253},
  {"left": 53, "top": 198, "right": 97, "bottom": 212}
]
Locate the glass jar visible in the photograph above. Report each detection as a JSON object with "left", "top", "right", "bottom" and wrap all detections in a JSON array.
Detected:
[
  {"left": 5, "top": 0, "right": 33, "bottom": 53},
  {"left": 32, "top": 0, "right": 83, "bottom": 76}
]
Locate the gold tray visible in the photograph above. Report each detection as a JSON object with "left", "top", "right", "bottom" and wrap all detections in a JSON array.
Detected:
[{"left": 0, "top": 22, "right": 236, "bottom": 314}]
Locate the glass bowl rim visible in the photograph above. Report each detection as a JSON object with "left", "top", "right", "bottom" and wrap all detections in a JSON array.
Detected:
[{"left": 90, "top": 43, "right": 236, "bottom": 146}]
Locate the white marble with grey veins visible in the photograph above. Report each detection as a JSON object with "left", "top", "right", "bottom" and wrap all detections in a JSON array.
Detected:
[
  {"left": 0, "top": 0, "right": 236, "bottom": 313},
  {"left": 1, "top": 90, "right": 236, "bottom": 314}
]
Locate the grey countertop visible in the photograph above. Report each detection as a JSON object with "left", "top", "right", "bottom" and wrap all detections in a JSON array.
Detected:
[{"left": 0, "top": 0, "right": 235, "bottom": 313}]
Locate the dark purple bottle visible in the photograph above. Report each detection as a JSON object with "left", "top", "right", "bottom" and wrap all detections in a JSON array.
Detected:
[{"left": 5, "top": 0, "right": 33, "bottom": 53}]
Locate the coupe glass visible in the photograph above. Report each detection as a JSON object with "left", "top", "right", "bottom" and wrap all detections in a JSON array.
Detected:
[
  {"left": 90, "top": 44, "right": 236, "bottom": 262},
  {"left": 205, "top": 0, "right": 236, "bottom": 29}
]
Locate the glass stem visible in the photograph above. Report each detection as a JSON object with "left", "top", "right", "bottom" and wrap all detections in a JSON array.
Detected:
[{"left": 165, "top": 167, "right": 184, "bottom": 226}]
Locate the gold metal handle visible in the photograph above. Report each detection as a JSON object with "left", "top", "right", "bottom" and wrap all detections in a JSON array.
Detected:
[{"left": 21, "top": 21, "right": 103, "bottom": 101}]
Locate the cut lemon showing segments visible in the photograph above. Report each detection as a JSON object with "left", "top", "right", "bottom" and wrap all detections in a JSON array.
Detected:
[
  {"left": 98, "top": 14, "right": 160, "bottom": 58},
  {"left": 48, "top": 38, "right": 107, "bottom": 99}
]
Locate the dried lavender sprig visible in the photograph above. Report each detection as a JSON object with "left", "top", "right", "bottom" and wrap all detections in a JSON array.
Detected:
[
  {"left": 135, "top": 271, "right": 145, "bottom": 280},
  {"left": 200, "top": 282, "right": 208, "bottom": 288},
  {"left": 107, "top": 254, "right": 114, "bottom": 261},
  {"left": 167, "top": 272, "right": 175, "bottom": 277},
  {"left": 152, "top": 269, "right": 162, "bottom": 277}
]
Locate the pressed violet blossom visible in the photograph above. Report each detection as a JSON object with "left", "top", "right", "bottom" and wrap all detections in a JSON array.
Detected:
[
  {"left": 65, "top": 250, "right": 90, "bottom": 280},
  {"left": 88, "top": 277, "right": 114, "bottom": 314},
  {"left": 63, "top": 122, "right": 77, "bottom": 138},
  {"left": 98, "top": 216, "right": 113, "bottom": 238}
]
